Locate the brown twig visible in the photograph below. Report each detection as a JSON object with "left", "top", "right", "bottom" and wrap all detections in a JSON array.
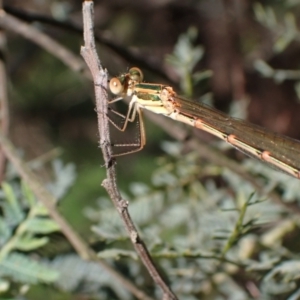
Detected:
[
  {"left": 3, "top": 4, "right": 173, "bottom": 83},
  {"left": 0, "top": 134, "right": 154, "bottom": 300},
  {"left": 80, "top": 2, "right": 177, "bottom": 299},
  {"left": 0, "top": 1, "right": 9, "bottom": 182},
  {"left": 0, "top": 133, "right": 91, "bottom": 259},
  {"left": 0, "top": 5, "right": 155, "bottom": 300},
  {"left": 0, "top": 9, "right": 91, "bottom": 79}
]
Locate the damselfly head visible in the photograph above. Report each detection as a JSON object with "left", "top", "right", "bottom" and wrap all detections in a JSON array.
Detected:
[
  {"left": 109, "top": 77, "right": 124, "bottom": 95},
  {"left": 129, "top": 67, "right": 143, "bottom": 82}
]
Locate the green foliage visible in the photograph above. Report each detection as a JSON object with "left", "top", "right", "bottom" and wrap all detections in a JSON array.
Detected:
[
  {"left": 47, "top": 159, "right": 77, "bottom": 199},
  {"left": 254, "top": 60, "right": 300, "bottom": 83},
  {"left": 0, "top": 253, "right": 58, "bottom": 284},
  {"left": 85, "top": 139, "right": 300, "bottom": 299},
  {"left": 0, "top": 181, "right": 60, "bottom": 292},
  {"left": 254, "top": 60, "right": 300, "bottom": 100},
  {"left": 253, "top": 3, "right": 300, "bottom": 99},
  {"left": 165, "top": 27, "right": 212, "bottom": 97},
  {"left": 254, "top": 2, "right": 298, "bottom": 53},
  {"left": 49, "top": 254, "right": 131, "bottom": 299}
]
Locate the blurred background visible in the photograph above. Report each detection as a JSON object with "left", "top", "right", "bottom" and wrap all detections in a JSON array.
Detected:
[{"left": 3, "top": 0, "right": 300, "bottom": 299}]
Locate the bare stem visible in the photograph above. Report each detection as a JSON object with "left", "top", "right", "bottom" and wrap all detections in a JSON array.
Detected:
[
  {"left": 0, "top": 132, "right": 154, "bottom": 300},
  {"left": 80, "top": 1, "right": 177, "bottom": 299},
  {"left": 0, "top": 2, "right": 9, "bottom": 182},
  {"left": 0, "top": 5, "right": 155, "bottom": 299}
]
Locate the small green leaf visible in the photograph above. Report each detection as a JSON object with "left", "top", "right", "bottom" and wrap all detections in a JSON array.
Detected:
[
  {"left": 21, "top": 181, "right": 36, "bottom": 207},
  {"left": 0, "top": 217, "right": 11, "bottom": 244},
  {"left": 0, "top": 253, "right": 59, "bottom": 284},
  {"left": 2, "top": 182, "right": 23, "bottom": 224},
  {"left": 32, "top": 203, "right": 50, "bottom": 217},
  {"left": 254, "top": 60, "right": 274, "bottom": 77},
  {"left": 15, "top": 235, "right": 49, "bottom": 251},
  {"left": 192, "top": 70, "right": 213, "bottom": 84},
  {"left": 23, "top": 218, "right": 60, "bottom": 234},
  {"left": 274, "top": 35, "right": 294, "bottom": 53}
]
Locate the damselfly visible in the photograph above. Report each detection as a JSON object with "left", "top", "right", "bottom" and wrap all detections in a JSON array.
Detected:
[{"left": 108, "top": 67, "right": 300, "bottom": 179}]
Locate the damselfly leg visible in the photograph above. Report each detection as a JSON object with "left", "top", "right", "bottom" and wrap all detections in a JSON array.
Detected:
[{"left": 107, "top": 94, "right": 146, "bottom": 156}]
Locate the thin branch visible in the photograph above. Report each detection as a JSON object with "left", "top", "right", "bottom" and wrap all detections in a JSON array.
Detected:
[
  {"left": 0, "top": 8, "right": 9, "bottom": 182},
  {"left": 80, "top": 2, "right": 177, "bottom": 299},
  {"left": 0, "top": 136, "right": 100, "bottom": 281},
  {"left": 0, "top": 133, "right": 92, "bottom": 259},
  {"left": 0, "top": 133, "right": 154, "bottom": 300},
  {"left": 3, "top": 4, "right": 173, "bottom": 83},
  {"left": 0, "top": 9, "right": 91, "bottom": 79},
  {"left": 151, "top": 251, "right": 244, "bottom": 267},
  {"left": 0, "top": 6, "right": 157, "bottom": 299}
]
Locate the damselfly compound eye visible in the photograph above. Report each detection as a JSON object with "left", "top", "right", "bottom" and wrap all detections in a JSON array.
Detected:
[
  {"left": 129, "top": 67, "right": 143, "bottom": 82},
  {"left": 109, "top": 77, "right": 124, "bottom": 95}
]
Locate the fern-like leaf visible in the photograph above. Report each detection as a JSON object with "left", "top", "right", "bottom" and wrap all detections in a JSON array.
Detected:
[{"left": 0, "top": 253, "right": 58, "bottom": 284}]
